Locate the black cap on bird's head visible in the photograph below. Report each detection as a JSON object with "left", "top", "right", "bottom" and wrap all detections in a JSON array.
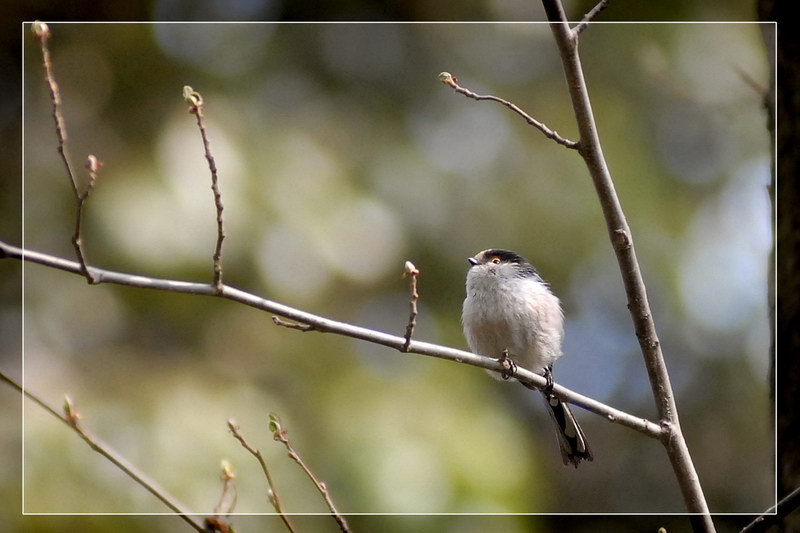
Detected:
[{"left": 467, "top": 249, "right": 541, "bottom": 279}]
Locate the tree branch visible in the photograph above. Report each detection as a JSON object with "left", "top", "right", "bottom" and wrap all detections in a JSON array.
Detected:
[
  {"left": 227, "top": 419, "right": 295, "bottom": 532},
  {"left": 211, "top": 460, "right": 237, "bottom": 518},
  {"left": 184, "top": 86, "right": 226, "bottom": 293},
  {"left": 740, "top": 484, "right": 800, "bottom": 533},
  {"left": 71, "top": 155, "right": 101, "bottom": 284},
  {"left": 33, "top": 21, "right": 99, "bottom": 285},
  {"left": 541, "top": 0, "right": 713, "bottom": 527},
  {"left": 32, "top": 22, "right": 78, "bottom": 197},
  {"left": 573, "top": 0, "right": 611, "bottom": 35},
  {"left": 438, "top": 72, "right": 579, "bottom": 149},
  {"left": 2, "top": 239, "right": 663, "bottom": 439},
  {"left": 0, "top": 371, "right": 205, "bottom": 532},
  {"left": 269, "top": 413, "right": 350, "bottom": 533},
  {"left": 401, "top": 261, "right": 420, "bottom": 352}
]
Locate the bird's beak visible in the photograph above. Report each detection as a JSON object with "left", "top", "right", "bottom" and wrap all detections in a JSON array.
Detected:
[{"left": 467, "top": 257, "right": 479, "bottom": 266}]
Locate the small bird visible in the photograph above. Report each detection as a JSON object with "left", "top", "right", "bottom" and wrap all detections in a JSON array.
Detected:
[{"left": 462, "top": 249, "right": 592, "bottom": 467}]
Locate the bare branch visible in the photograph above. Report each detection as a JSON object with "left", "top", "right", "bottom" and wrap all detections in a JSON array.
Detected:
[
  {"left": 184, "top": 85, "right": 226, "bottom": 293},
  {"left": 33, "top": 21, "right": 79, "bottom": 197},
  {"left": 740, "top": 484, "right": 800, "bottom": 533},
  {"left": 227, "top": 419, "right": 295, "bottom": 532},
  {"left": 211, "top": 460, "right": 237, "bottom": 517},
  {"left": 71, "top": 155, "right": 102, "bottom": 284},
  {"left": 541, "top": 0, "right": 712, "bottom": 527},
  {"left": 438, "top": 72, "right": 579, "bottom": 149},
  {"left": 401, "top": 261, "right": 420, "bottom": 352},
  {"left": 269, "top": 413, "right": 350, "bottom": 533},
  {"left": 33, "top": 22, "right": 98, "bottom": 284},
  {"left": 2, "top": 240, "right": 663, "bottom": 439},
  {"left": 573, "top": 0, "right": 611, "bottom": 35},
  {"left": 0, "top": 371, "right": 205, "bottom": 533}
]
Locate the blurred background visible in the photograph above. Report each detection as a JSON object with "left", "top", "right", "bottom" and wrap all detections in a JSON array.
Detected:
[{"left": 0, "top": 2, "right": 774, "bottom": 532}]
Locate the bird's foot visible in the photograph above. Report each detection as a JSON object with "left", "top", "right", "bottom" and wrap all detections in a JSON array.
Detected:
[{"left": 498, "top": 349, "right": 518, "bottom": 380}]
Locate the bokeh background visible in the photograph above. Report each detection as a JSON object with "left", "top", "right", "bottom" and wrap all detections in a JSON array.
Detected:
[{"left": 1, "top": 2, "right": 774, "bottom": 532}]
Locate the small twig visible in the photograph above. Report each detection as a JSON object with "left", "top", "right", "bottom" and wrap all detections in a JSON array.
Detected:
[
  {"left": 269, "top": 413, "right": 350, "bottom": 533},
  {"left": 204, "top": 460, "right": 236, "bottom": 533},
  {"left": 734, "top": 64, "right": 769, "bottom": 98},
  {"left": 212, "top": 460, "right": 238, "bottom": 517},
  {"left": 272, "top": 316, "right": 315, "bottom": 332},
  {"left": 740, "top": 485, "right": 800, "bottom": 533},
  {"left": 34, "top": 21, "right": 98, "bottom": 284},
  {"left": 32, "top": 21, "right": 79, "bottom": 197},
  {"left": 438, "top": 72, "right": 579, "bottom": 149},
  {"left": 573, "top": 0, "right": 611, "bottom": 35},
  {"left": 401, "top": 261, "right": 420, "bottom": 352},
  {"left": 184, "top": 86, "right": 225, "bottom": 294},
  {"left": 71, "top": 155, "right": 102, "bottom": 284},
  {"left": 0, "top": 371, "right": 205, "bottom": 532},
  {"left": 227, "top": 419, "right": 296, "bottom": 533}
]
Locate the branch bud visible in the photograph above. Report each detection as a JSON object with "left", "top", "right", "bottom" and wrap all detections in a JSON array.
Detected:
[
  {"left": 403, "top": 260, "right": 419, "bottom": 278},
  {"left": 220, "top": 459, "right": 235, "bottom": 481},
  {"left": 438, "top": 72, "right": 458, "bottom": 85},
  {"left": 32, "top": 21, "right": 51, "bottom": 39},
  {"left": 63, "top": 394, "right": 80, "bottom": 426},
  {"left": 86, "top": 154, "right": 103, "bottom": 174},
  {"left": 182, "top": 85, "right": 203, "bottom": 110},
  {"left": 268, "top": 412, "right": 282, "bottom": 436}
]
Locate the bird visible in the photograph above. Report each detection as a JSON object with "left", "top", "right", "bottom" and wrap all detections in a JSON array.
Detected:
[{"left": 462, "top": 248, "right": 592, "bottom": 467}]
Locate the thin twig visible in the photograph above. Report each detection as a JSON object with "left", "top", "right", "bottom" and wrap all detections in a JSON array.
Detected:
[
  {"left": 227, "top": 419, "right": 296, "bottom": 533},
  {"left": 438, "top": 72, "right": 579, "bottom": 149},
  {"left": 1, "top": 240, "right": 664, "bottom": 439},
  {"left": 71, "top": 155, "right": 102, "bottom": 284},
  {"left": 204, "top": 461, "right": 236, "bottom": 533},
  {"left": 734, "top": 64, "right": 769, "bottom": 97},
  {"left": 184, "top": 86, "right": 225, "bottom": 293},
  {"left": 212, "top": 460, "right": 238, "bottom": 517},
  {"left": 34, "top": 21, "right": 97, "bottom": 284},
  {"left": 269, "top": 413, "right": 350, "bottom": 533},
  {"left": 0, "top": 371, "right": 205, "bottom": 533},
  {"left": 541, "top": 0, "right": 712, "bottom": 528},
  {"left": 573, "top": 0, "right": 611, "bottom": 35},
  {"left": 740, "top": 484, "right": 800, "bottom": 533},
  {"left": 33, "top": 21, "right": 78, "bottom": 197},
  {"left": 401, "top": 261, "right": 420, "bottom": 352}
]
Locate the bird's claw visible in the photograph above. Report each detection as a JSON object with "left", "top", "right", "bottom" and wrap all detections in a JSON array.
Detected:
[
  {"left": 499, "top": 349, "right": 517, "bottom": 380},
  {"left": 543, "top": 366, "right": 555, "bottom": 398}
]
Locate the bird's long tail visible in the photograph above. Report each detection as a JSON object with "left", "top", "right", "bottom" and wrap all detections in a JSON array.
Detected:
[{"left": 542, "top": 392, "right": 593, "bottom": 468}]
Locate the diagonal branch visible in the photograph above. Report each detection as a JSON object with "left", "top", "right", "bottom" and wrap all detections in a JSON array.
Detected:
[
  {"left": 269, "top": 413, "right": 350, "bottom": 533},
  {"left": 541, "top": 0, "right": 712, "bottom": 528},
  {"left": 2, "top": 239, "right": 663, "bottom": 439},
  {"left": 573, "top": 0, "right": 611, "bottom": 36},
  {"left": 0, "top": 371, "right": 205, "bottom": 532},
  {"left": 227, "top": 419, "right": 295, "bottom": 532},
  {"left": 439, "top": 72, "right": 579, "bottom": 149},
  {"left": 740, "top": 484, "right": 800, "bottom": 533}
]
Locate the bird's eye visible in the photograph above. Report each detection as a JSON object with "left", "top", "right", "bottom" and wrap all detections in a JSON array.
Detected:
[{"left": 491, "top": 257, "right": 501, "bottom": 264}]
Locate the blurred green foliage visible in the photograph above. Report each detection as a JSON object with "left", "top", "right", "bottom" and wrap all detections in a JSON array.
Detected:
[{"left": 1, "top": 5, "right": 772, "bottom": 533}]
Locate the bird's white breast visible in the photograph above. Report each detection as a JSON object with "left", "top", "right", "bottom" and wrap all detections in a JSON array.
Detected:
[{"left": 462, "top": 266, "right": 564, "bottom": 372}]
